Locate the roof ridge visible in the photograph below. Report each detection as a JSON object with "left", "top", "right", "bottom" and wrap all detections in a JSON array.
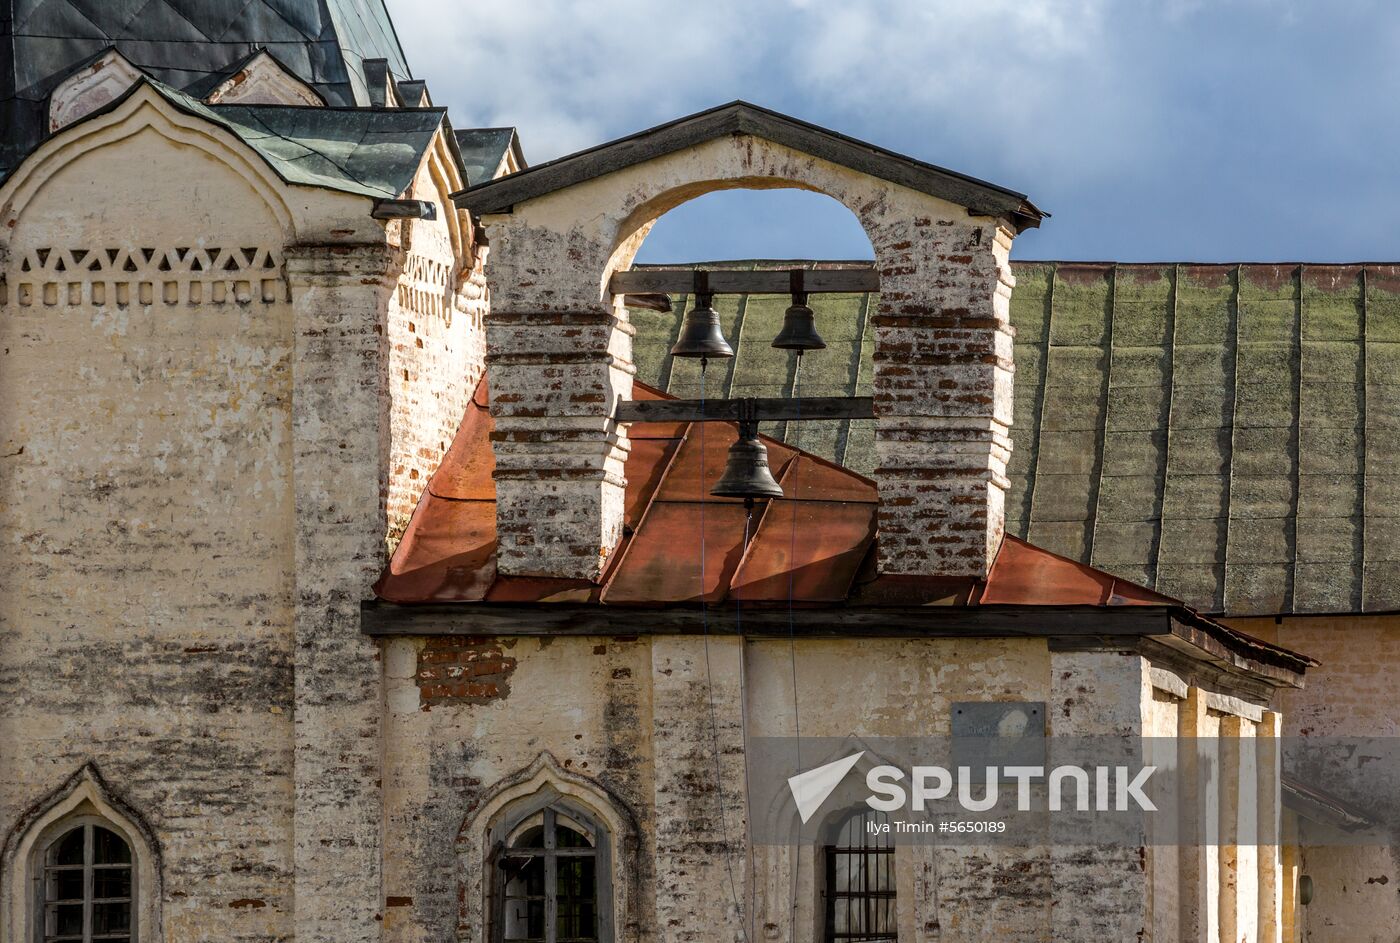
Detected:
[{"left": 453, "top": 100, "right": 1044, "bottom": 230}]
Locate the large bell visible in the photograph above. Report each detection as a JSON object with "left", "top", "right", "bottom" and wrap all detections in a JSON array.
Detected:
[
  {"left": 711, "top": 423, "right": 784, "bottom": 500},
  {"left": 772, "top": 294, "right": 826, "bottom": 351},
  {"left": 670, "top": 293, "right": 733, "bottom": 359}
]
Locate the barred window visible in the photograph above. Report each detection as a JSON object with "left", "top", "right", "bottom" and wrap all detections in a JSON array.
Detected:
[
  {"left": 495, "top": 806, "right": 600, "bottom": 943},
  {"left": 39, "top": 820, "right": 134, "bottom": 943},
  {"left": 823, "top": 809, "right": 895, "bottom": 943}
]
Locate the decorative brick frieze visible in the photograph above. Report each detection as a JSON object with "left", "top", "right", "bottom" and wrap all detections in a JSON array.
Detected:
[{"left": 385, "top": 242, "right": 488, "bottom": 550}]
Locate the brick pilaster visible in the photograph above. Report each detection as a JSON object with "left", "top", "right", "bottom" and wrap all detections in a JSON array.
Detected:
[
  {"left": 486, "top": 306, "right": 634, "bottom": 579},
  {"left": 286, "top": 244, "right": 395, "bottom": 943},
  {"left": 872, "top": 220, "right": 1015, "bottom": 578}
]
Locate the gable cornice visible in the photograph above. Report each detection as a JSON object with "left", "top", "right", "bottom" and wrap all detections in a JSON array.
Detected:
[{"left": 452, "top": 100, "right": 1045, "bottom": 231}]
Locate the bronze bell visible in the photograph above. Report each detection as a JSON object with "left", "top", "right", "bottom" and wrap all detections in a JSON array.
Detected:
[
  {"left": 670, "top": 291, "right": 733, "bottom": 359},
  {"left": 712, "top": 421, "right": 784, "bottom": 501},
  {"left": 772, "top": 291, "right": 826, "bottom": 351}
]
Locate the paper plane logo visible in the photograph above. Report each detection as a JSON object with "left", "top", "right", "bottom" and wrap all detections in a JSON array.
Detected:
[{"left": 788, "top": 752, "right": 865, "bottom": 824}]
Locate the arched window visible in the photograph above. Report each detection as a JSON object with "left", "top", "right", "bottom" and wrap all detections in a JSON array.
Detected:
[
  {"left": 492, "top": 801, "right": 610, "bottom": 943},
  {"left": 36, "top": 818, "right": 135, "bottom": 943},
  {"left": 823, "top": 809, "right": 895, "bottom": 943}
]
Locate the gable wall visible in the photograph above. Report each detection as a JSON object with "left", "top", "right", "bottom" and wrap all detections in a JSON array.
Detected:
[
  {"left": 384, "top": 155, "right": 488, "bottom": 548},
  {"left": 0, "top": 127, "right": 299, "bottom": 939}
]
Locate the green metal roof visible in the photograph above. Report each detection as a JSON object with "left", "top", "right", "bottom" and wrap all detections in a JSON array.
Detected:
[
  {"left": 632, "top": 260, "right": 1400, "bottom": 617},
  {"left": 133, "top": 80, "right": 444, "bottom": 199}
]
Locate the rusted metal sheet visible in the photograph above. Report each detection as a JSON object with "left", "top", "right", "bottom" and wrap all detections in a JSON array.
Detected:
[
  {"left": 621, "top": 436, "right": 682, "bottom": 528},
  {"left": 981, "top": 536, "right": 1178, "bottom": 607},
  {"left": 730, "top": 500, "right": 875, "bottom": 602},
  {"left": 778, "top": 454, "right": 877, "bottom": 503},
  {"left": 651, "top": 422, "right": 797, "bottom": 504},
  {"left": 380, "top": 376, "right": 1199, "bottom": 613},
  {"left": 601, "top": 501, "right": 751, "bottom": 604},
  {"left": 428, "top": 379, "right": 495, "bottom": 500},
  {"left": 375, "top": 499, "right": 497, "bottom": 603}
]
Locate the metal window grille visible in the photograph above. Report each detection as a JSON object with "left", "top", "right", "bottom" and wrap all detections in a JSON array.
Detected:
[
  {"left": 824, "top": 810, "right": 895, "bottom": 943},
  {"left": 495, "top": 807, "right": 598, "bottom": 943},
  {"left": 40, "top": 823, "right": 134, "bottom": 943}
]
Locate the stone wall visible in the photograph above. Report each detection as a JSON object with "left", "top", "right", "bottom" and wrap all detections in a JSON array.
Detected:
[
  {"left": 377, "top": 631, "right": 1283, "bottom": 943},
  {"left": 0, "top": 122, "right": 299, "bottom": 943}
]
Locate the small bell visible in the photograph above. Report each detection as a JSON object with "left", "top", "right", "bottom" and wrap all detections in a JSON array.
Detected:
[
  {"left": 772, "top": 292, "right": 826, "bottom": 351},
  {"left": 712, "top": 421, "right": 784, "bottom": 501},
  {"left": 670, "top": 291, "right": 733, "bottom": 359}
]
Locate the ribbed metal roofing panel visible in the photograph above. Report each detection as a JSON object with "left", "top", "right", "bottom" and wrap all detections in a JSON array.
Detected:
[
  {"left": 375, "top": 376, "right": 1187, "bottom": 616},
  {"left": 629, "top": 259, "right": 1398, "bottom": 617}
]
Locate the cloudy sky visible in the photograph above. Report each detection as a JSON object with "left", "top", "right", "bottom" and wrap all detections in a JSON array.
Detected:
[{"left": 390, "top": 0, "right": 1400, "bottom": 263}]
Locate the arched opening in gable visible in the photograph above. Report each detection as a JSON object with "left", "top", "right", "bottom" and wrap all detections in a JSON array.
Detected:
[{"left": 621, "top": 186, "right": 879, "bottom": 463}]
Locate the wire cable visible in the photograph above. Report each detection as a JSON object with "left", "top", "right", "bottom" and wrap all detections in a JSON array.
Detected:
[
  {"left": 786, "top": 351, "right": 805, "bottom": 943},
  {"left": 738, "top": 502, "right": 758, "bottom": 943},
  {"left": 697, "top": 358, "right": 748, "bottom": 941}
]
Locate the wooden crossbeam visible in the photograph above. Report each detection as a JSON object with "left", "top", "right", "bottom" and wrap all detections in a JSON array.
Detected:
[
  {"left": 361, "top": 600, "right": 1178, "bottom": 639},
  {"left": 611, "top": 267, "right": 880, "bottom": 297},
  {"left": 616, "top": 396, "right": 874, "bottom": 424}
]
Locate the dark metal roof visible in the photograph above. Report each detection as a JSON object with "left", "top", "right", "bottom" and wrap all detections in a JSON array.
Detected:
[
  {"left": 451, "top": 101, "right": 1045, "bottom": 231},
  {"left": 453, "top": 127, "right": 525, "bottom": 186},
  {"left": 181, "top": 46, "right": 326, "bottom": 103},
  {"left": 630, "top": 259, "right": 1400, "bottom": 618},
  {"left": 205, "top": 101, "right": 448, "bottom": 199},
  {"left": 52, "top": 78, "right": 447, "bottom": 199},
  {"left": 1, "top": 0, "right": 411, "bottom": 173}
]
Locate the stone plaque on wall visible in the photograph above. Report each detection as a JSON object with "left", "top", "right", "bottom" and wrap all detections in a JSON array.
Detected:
[{"left": 952, "top": 701, "right": 1046, "bottom": 772}]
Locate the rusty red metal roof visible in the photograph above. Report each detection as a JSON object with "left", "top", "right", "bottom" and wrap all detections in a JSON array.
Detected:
[{"left": 375, "top": 377, "right": 1195, "bottom": 611}]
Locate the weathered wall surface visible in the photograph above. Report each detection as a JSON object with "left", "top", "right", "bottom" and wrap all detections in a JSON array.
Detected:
[
  {"left": 383, "top": 154, "right": 488, "bottom": 550},
  {"left": 1233, "top": 614, "right": 1400, "bottom": 943},
  {"left": 380, "top": 634, "right": 660, "bottom": 943},
  {"left": 1047, "top": 650, "right": 1152, "bottom": 939},
  {"left": 0, "top": 93, "right": 483, "bottom": 943},
  {"left": 378, "top": 633, "right": 1272, "bottom": 943},
  {"left": 745, "top": 637, "right": 1053, "bottom": 942},
  {"left": 0, "top": 124, "right": 298, "bottom": 941},
  {"left": 379, "top": 631, "right": 1287, "bottom": 943}
]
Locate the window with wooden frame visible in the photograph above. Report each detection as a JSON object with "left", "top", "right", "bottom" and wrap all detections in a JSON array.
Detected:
[
  {"left": 823, "top": 809, "right": 895, "bottom": 943},
  {"left": 35, "top": 818, "right": 135, "bottom": 943},
  {"left": 492, "top": 803, "right": 610, "bottom": 943}
]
